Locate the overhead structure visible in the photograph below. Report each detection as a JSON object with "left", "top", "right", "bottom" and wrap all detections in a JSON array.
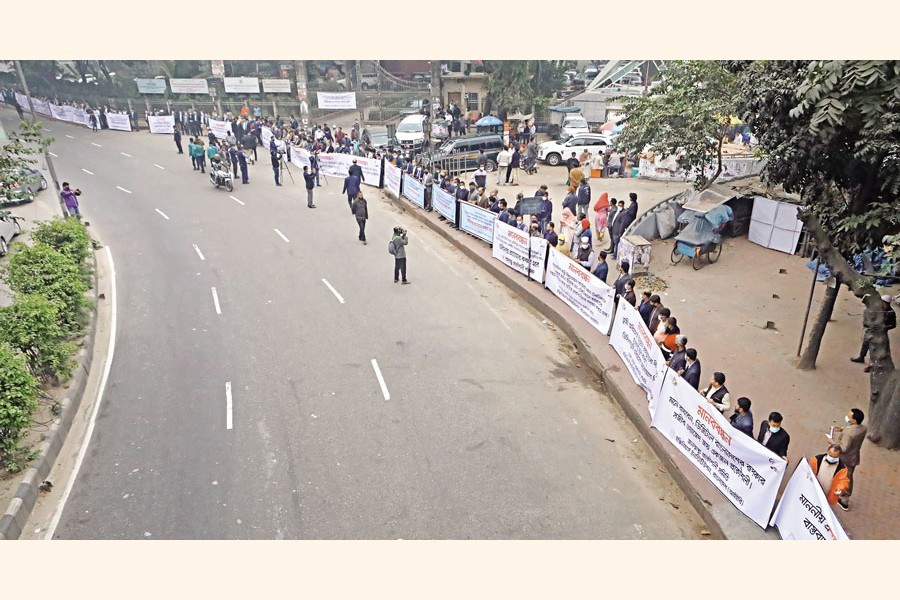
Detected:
[{"left": 584, "top": 60, "right": 667, "bottom": 92}]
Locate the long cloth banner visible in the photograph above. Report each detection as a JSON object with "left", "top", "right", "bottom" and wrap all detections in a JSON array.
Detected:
[
  {"left": 431, "top": 184, "right": 456, "bottom": 224},
  {"left": 651, "top": 368, "right": 788, "bottom": 528},
  {"left": 384, "top": 162, "right": 402, "bottom": 198},
  {"left": 316, "top": 92, "right": 357, "bottom": 110},
  {"left": 491, "top": 218, "right": 549, "bottom": 283},
  {"left": 316, "top": 153, "right": 382, "bottom": 186},
  {"left": 148, "top": 115, "right": 175, "bottom": 134},
  {"left": 458, "top": 201, "right": 497, "bottom": 244},
  {"left": 209, "top": 119, "right": 232, "bottom": 140},
  {"left": 544, "top": 249, "right": 616, "bottom": 335},
  {"left": 609, "top": 297, "right": 669, "bottom": 416},
  {"left": 402, "top": 172, "right": 426, "bottom": 208},
  {"left": 769, "top": 458, "right": 849, "bottom": 540},
  {"left": 106, "top": 113, "right": 132, "bottom": 132}
]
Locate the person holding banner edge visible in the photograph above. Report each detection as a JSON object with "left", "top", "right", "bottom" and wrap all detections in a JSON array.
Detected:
[{"left": 809, "top": 445, "right": 850, "bottom": 507}]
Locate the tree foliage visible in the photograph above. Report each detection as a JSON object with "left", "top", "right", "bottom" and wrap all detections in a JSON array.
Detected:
[
  {"left": 615, "top": 60, "right": 740, "bottom": 189},
  {"left": 0, "top": 294, "right": 75, "bottom": 384},
  {"left": 0, "top": 120, "right": 53, "bottom": 196},
  {"left": 0, "top": 342, "right": 40, "bottom": 469},
  {"left": 30, "top": 217, "right": 92, "bottom": 272},
  {"left": 484, "top": 61, "right": 566, "bottom": 119}
]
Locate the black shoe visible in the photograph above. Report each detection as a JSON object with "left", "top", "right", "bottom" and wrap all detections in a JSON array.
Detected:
[
  {"left": 394, "top": 279, "right": 399, "bottom": 283},
  {"left": 850, "top": 356, "right": 865, "bottom": 363},
  {"left": 362, "top": 240, "right": 367, "bottom": 245},
  {"left": 838, "top": 500, "right": 850, "bottom": 511},
  {"left": 401, "top": 280, "right": 410, "bottom": 285},
  {"left": 864, "top": 364, "right": 872, "bottom": 373}
]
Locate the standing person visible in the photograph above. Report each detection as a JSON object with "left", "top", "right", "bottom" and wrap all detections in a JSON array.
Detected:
[
  {"left": 613, "top": 260, "right": 631, "bottom": 298},
  {"left": 423, "top": 168, "right": 434, "bottom": 211},
  {"left": 187, "top": 137, "right": 198, "bottom": 170},
  {"left": 565, "top": 152, "right": 580, "bottom": 185},
  {"left": 591, "top": 250, "right": 609, "bottom": 283},
  {"left": 390, "top": 226, "right": 410, "bottom": 284},
  {"left": 682, "top": 349, "right": 702, "bottom": 389},
  {"left": 343, "top": 172, "right": 362, "bottom": 212},
  {"left": 60, "top": 182, "right": 82, "bottom": 220},
  {"left": 809, "top": 445, "right": 851, "bottom": 507},
  {"left": 270, "top": 146, "right": 282, "bottom": 186},
  {"left": 850, "top": 294, "right": 896, "bottom": 372},
  {"left": 701, "top": 372, "right": 731, "bottom": 414},
  {"left": 606, "top": 198, "right": 621, "bottom": 251},
  {"left": 351, "top": 192, "right": 368, "bottom": 244},
  {"left": 237, "top": 147, "right": 249, "bottom": 184},
  {"left": 668, "top": 335, "right": 689, "bottom": 373},
  {"left": 241, "top": 132, "right": 257, "bottom": 162},
  {"left": 827, "top": 408, "right": 867, "bottom": 511},
  {"left": 610, "top": 199, "right": 630, "bottom": 256},
  {"left": 637, "top": 290, "right": 654, "bottom": 325},
  {"left": 576, "top": 236, "right": 594, "bottom": 270},
  {"left": 497, "top": 145, "right": 511, "bottom": 185},
  {"left": 228, "top": 145, "right": 239, "bottom": 178},
  {"left": 576, "top": 179, "right": 591, "bottom": 215},
  {"left": 348, "top": 158, "right": 364, "bottom": 182},
  {"left": 476, "top": 149, "right": 487, "bottom": 171},
  {"left": 173, "top": 127, "right": 184, "bottom": 154},
  {"left": 729, "top": 397, "right": 754, "bottom": 437},
  {"left": 302, "top": 166, "right": 317, "bottom": 208},
  {"left": 309, "top": 152, "right": 321, "bottom": 186},
  {"left": 196, "top": 140, "right": 207, "bottom": 173},
  {"left": 88, "top": 111, "right": 99, "bottom": 132},
  {"left": 544, "top": 222, "right": 559, "bottom": 248},
  {"left": 509, "top": 145, "right": 521, "bottom": 185},
  {"left": 757, "top": 412, "right": 790, "bottom": 460},
  {"left": 471, "top": 166, "right": 488, "bottom": 190}
]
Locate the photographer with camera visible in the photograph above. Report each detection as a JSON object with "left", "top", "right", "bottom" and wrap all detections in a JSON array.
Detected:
[
  {"left": 271, "top": 145, "right": 283, "bottom": 186},
  {"left": 389, "top": 226, "right": 410, "bottom": 284},
  {"left": 60, "top": 182, "right": 82, "bottom": 220}
]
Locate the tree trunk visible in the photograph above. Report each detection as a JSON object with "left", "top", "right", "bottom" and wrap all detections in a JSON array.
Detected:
[
  {"left": 800, "top": 207, "right": 898, "bottom": 449},
  {"left": 799, "top": 274, "right": 841, "bottom": 370}
]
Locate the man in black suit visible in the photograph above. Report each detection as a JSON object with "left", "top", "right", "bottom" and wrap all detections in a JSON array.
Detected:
[
  {"left": 757, "top": 411, "right": 790, "bottom": 460},
  {"left": 682, "top": 348, "right": 701, "bottom": 390},
  {"left": 613, "top": 260, "right": 631, "bottom": 299}
]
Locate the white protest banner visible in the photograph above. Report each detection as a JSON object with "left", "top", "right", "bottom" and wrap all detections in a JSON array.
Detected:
[
  {"left": 209, "top": 119, "right": 232, "bottom": 140},
  {"left": 106, "top": 113, "right": 132, "bottom": 131},
  {"left": 545, "top": 249, "right": 615, "bottom": 334},
  {"left": 170, "top": 78, "right": 210, "bottom": 94},
  {"left": 652, "top": 369, "right": 787, "bottom": 528},
  {"left": 492, "top": 219, "right": 548, "bottom": 282},
  {"left": 402, "top": 172, "right": 426, "bottom": 208},
  {"left": 290, "top": 146, "right": 311, "bottom": 171},
  {"left": 15, "top": 93, "right": 29, "bottom": 110},
  {"left": 148, "top": 115, "right": 175, "bottom": 134},
  {"left": 49, "top": 104, "right": 65, "bottom": 121},
  {"left": 135, "top": 78, "right": 167, "bottom": 94},
  {"left": 384, "top": 162, "right": 402, "bottom": 198},
  {"left": 770, "top": 459, "right": 849, "bottom": 540},
  {"left": 316, "top": 92, "right": 357, "bottom": 110},
  {"left": 262, "top": 79, "right": 292, "bottom": 93},
  {"left": 73, "top": 107, "right": 87, "bottom": 126},
  {"left": 260, "top": 126, "right": 274, "bottom": 150},
  {"left": 459, "top": 202, "right": 497, "bottom": 244},
  {"left": 33, "top": 99, "right": 51, "bottom": 116},
  {"left": 431, "top": 184, "right": 457, "bottom": 224},
  {"left": 224, "top": 77, "right": 260, "bottom": 94},
  {"left": 315, "top": 153, "right": 382, "bottom": 186},
  {"left": 609, "top": 296, "right": 669, "bottom": 415}
]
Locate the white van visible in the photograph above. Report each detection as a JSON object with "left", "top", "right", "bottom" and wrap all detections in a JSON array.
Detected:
[
  {"left": 396, "top": 114, "right": 428, "bottom": 153},
  {"left": 560, "top": 114, "right": 590, "bottom": 139}
]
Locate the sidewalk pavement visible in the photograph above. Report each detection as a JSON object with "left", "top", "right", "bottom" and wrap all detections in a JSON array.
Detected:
[{"left": 384, "top": 181, "right": 900, "bottom": 540}]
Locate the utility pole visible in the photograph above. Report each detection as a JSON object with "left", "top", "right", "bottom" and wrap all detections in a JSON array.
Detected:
[{"left": 14, "top": 60, "right": 66, "bottom": 217}]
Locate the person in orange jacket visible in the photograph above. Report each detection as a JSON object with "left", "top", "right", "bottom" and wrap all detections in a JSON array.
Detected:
[
  {"left": 593, "top": 192, "right": 611, "bottom": 241},
  {"left": 809, "top": 445, "right": 851, "bottom": 506}
]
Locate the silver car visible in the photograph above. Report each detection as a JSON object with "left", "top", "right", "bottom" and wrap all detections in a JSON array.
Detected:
[{"left": 0, "top": 210, "right": 23, "bottom": 257}]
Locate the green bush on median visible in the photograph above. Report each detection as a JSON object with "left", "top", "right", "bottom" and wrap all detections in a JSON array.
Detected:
[
  {"left": 0, "top": 293, "right": 76, "bottom": 385},
  {"left": 0, "top": 342, "right": 40, "bottom": 471},
  {"left": 30, "top": 217, "right": 92, "bottom": 277}
]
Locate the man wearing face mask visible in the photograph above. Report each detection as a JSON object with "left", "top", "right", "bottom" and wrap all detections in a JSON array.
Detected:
[
  {"left": 757, "top": 412, "right": 790, "bottom": 460},
  {"left": 827, "top": 408, "right": 867, "bottom": 511},
  {"left": 809, "top": 445, "right": 850, "bottom": 507},
  {"left": 576, "top": 236, "right": 594, "bottom": 269}
]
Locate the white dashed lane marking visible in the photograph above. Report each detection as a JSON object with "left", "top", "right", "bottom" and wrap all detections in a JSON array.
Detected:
[
  {"left": 116, "top": 186, "right": 132, "bottom": 194},
  {"left": 211, "top": 287, "right": 222, "bottom": 315},
  {"left": 371, "top": 359, "right": 390, "bottom": 401},
  {"left": 192, "top": 244, "right": 205, "bottom": 261},
  {"left": 154, "top": 208, "right": 170, "bottom": 220},
  {"left": 321, "top": 279, "right": 345, "bottom": 304},
  {"left": 81, "top": 168, "right": 94, "bottom": 176},
  {"left": 274, "top": 229, "right": 290, "bottom": 243},
  {"left": 153, "top": 164, "right": 165, "bottom": 170},
  {"left": 229, "top": 195, "right": 244, "bottom": 205}
]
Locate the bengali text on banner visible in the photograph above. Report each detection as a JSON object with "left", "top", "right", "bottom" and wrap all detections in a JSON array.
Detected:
[{"left": 544, "top": 249, "right": 615, "bottom": 334}]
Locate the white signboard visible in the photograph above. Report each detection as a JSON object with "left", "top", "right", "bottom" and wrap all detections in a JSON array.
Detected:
[
  {"left": 148, "top": 115, "right": 175, "bottom": 134},
  {"left": 209, "top": 119, "right": 232, "bottom": 140},
  {"left": 770, "top": 459, "right": 849, "bottom": 540},
  {"left": 224, "top": 77, "right": 260, "bottom": 94},
  {"left": 748, "top": 196, "right": 804, "bottom": 255},
  {"left": 609, "top": 296, "right": 669, "bottom": 415},
  {"left": 431, "top": 184, "right": 457, "bottom": 224},
  {"left": 652, "top": 369, "right": 788, "bottom": 528},
  {"left": 458, "top": 202, "right": 498, "bottom": 244},
  {"left": 402, "top": 172, "right": 426, "bottom": 208},
  {"left": 491, "top": 219, "right": 549, "bottom": 282},
  {"left": 170, "top": 78, "right": 210, "bottom": 94},
  {"left": 262, "top": 79, "right": 292, "bottom": 93},
  {"left": 316, "top": 92, "right": 357, "bottom": 110},
  {"left": 135, "top": 78, "right": 167, "bottom": 94},
  {"left": 545, "top": 249, "right": 616, "bottom": 335},
  {"left": 384, "top": 162, "right": 402, "bottom": 198},
  {"left": 106, "top": 113, "right": 132, "bottom": 132}
]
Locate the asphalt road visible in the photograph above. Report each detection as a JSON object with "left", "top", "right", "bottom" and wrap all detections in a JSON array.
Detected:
[{"left": 3, "top": 109, "right": 705, "bottom": 539}]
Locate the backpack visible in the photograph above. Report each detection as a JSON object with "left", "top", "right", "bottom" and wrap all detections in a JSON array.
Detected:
[{"left": 388, "top": 239, "right": 396, "bottom": 255}]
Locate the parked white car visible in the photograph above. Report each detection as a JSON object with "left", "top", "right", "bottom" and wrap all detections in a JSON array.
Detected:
[
  {"left": 0, "top": 210, "right": 23, "bottom": 257},
  {"left": 538, "top": 133, "right": 613, "bottom": 167}
]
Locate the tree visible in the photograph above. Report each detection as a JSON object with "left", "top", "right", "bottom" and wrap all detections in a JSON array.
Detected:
[
  {"left": 0, "top": 121, "right": 52, "bottom": 199},
  {"left": 734, "top": 60, "right": 900, "bottom": 448},
  {"left": 484, "top": 61, "right": 568, "bottom": 120},
  {"left": 614, "top": 61, "right": 740, "bottom": 190}
]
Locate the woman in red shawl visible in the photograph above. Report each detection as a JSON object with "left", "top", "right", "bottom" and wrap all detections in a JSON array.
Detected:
[{"left": 593, "top": 192, "right": 611, "bottom": 242}]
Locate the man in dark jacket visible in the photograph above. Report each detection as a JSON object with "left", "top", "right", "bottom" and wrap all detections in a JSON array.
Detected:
[
  {"left": 348, "top": 158, "right": 365, "bottom": 181},
  {"left": 173, "top": 128, "right": 183, "bottom": 154},
  {"left": 303, "top": 166, "right": 317, "bottom": 208},
  {"left": 611, "top": 198, "right": 635, "bottom": 256},
  {"left": 757, "top": 412, "right": 790, "bottom": 460},
  {"left": 668, "top": 335, "right": 688, "bottom": 373},
  {"left": 637, "top": 290, "right": 654, "bottom": 326},
  {"left": 544, "top": 222, "right": 559, "bottom": 248},
  {"left": 682, "top": 348, "right": 701, "bottom": 390},
  {"left": 237, "top": 147, "right": 249, "bottom": 183},
  {"left": 241, "top": 133, "right": 257, "bottom": 162},
  {"left": 576, "top": 180, "right": 591, "bottom": 214},
  {"left": 613, "top": 260, "right": 631, "bottom": 298},
  {"left": 729, "top": 397, "right": 754, "bottom": 437},
  {"left": 351, "top": 192, "right": 368, "bottom": 243},
  {"left": 592, "top": 250, "right": 609, "bottom": 283},
  {"left": 538, "top": 195, "right": 553, "bottom": 232},
  {"left": 270, "top": 148, "right": 282, "bottom": 186},
  {"left": 605, "top": 199, "right": 620, "bottom": 251},
  {"left": 343, "top": 173, "right": 362, "bottom": 211}
]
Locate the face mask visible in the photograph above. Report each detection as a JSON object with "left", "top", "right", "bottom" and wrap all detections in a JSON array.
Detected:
[
  {"left": 769, "top": 426, "right": 780, "bottom": 433},
  {"left": 844, "top": 416, "right": 851, "bottom": 424},
  {"left": 824, "top": 455, "right": 839, "bottom": 464},
  {"left": 581, "top": 244, "right": 589, "bottom": 249}
]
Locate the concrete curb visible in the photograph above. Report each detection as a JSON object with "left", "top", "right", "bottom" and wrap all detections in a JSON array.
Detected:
[
  {"left": 384, "top": 190, "right": 728, "bottom": 539},
  {"left": 0, "top": 249, "right": 101, "bottom": 540}
]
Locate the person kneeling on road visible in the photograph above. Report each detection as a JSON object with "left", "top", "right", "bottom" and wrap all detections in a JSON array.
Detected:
[{"left": 389, "top": 226, "right": 410, "bottom": 284}]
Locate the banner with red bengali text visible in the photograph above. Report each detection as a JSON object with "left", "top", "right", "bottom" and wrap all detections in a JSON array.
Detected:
[
  {"left": 770, "top": 459, "right": 849, "bottom": 540},
  {"left": 609, "top": 296, "right": 669, "bottom": 415},
  {"left": 544, "top": 249, "right": 615, "bottom": 334}
]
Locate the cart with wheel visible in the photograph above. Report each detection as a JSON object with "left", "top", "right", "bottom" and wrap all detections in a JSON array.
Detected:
[{"left": 670, "top": 205, "right": 732, "bottom": 270}]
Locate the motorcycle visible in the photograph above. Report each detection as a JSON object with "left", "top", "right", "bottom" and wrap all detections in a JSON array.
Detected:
[
  {"left": 522, "top": 154, "right": 538, "bottom": 175},
  {"left": 209, "top": 158, "right": 234, "bottom": 192}
]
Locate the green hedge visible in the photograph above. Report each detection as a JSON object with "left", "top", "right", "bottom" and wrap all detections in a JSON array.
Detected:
[
  {"left": 30, "top": 217, "right": 92, "bottom": 269},
  {"left": 0, "top": 294, "right": 75, "bottom": 384},
  {"left": 0, "top": 343, "right": 40, "bottom": 470}
]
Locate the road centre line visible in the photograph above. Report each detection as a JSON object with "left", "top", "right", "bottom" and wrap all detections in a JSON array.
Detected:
[
  {"left": 65, "top": 134, "right": 74, "bottom": 139},
  {"left": 44, "top": 247, "right": 118, "bottom": 540},
  {"left": 48, "top": 152, "right": 58, "bottom": 157},
  {"left": 120, "top": 152, "right": 132, "bottom": 158},
  {"left": 225, "top": 382, "right": 233, "bottom": 430},
  {"left": 371, "top": 359, "right": 391, "bottom": 401},
  {"left": 192, "top": 244, "right": 206, "bottom": 261},
  {"left": 321, "top": 279, "right": 346, "bottom": 304},
  {"left": 153, "top": 164, "right": 166, "bottom": 170},
  {"left": 274, "top": 228, "right": 290, "bottom": 243},
  {"left": 91, "top": 142, "right": 102, "bottom": 147},
  {"left": 211, "top": 287, "right": 222, "bottom": 315},
  {"left": 116, "top": 186, "right": 132, "bottom": 194},
  {"left": 154, "top": 208, "right": 170, "bottom": 220},
  {"left": 229, "top": 195, "right": 245, "bottom": 205},
  {"left": 81, "top": 168, "right": 94, "bottom": 175}
]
